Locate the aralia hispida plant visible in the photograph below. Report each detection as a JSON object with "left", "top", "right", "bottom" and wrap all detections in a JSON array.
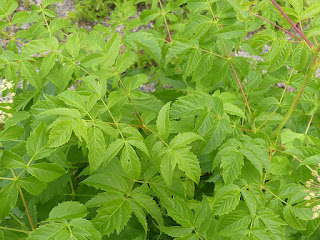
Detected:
[{"left": 2, "top": 0, "right": 320, "bottom": 239}]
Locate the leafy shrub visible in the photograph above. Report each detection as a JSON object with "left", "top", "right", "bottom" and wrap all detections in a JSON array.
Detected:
[{"left": 1, "top": 0, "right": 320, "bottom": 239}]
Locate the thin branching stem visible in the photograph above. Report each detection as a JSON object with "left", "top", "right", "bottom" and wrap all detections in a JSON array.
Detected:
[
  {"left": 270, "top": 0, "right": 313, "bottom": 49},
  {"left": 249, "top": 11, "right": 302, "bottom": 41},
  {"left": 272, "top": 44, "right": 320, "bottom": 139}
]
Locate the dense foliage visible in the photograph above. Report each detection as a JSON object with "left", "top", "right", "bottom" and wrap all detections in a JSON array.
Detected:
[{"left": 1, "top": 0, "right": 320, "bottom": 239}]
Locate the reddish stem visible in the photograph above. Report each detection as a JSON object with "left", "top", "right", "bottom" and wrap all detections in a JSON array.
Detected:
[
  {"left": 270, "top": 0, "right": 313, "bottom": 49},
  {"left": 249, "top": 12, "right": 302, "bottom": 41}
]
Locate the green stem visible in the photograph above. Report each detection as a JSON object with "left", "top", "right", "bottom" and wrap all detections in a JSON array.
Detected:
[
  {"left": 272, "top": 44, "right": 320, "bottom": 139},
  {"left": 0, "top": 226, "right": 31, "bottom": 234}
]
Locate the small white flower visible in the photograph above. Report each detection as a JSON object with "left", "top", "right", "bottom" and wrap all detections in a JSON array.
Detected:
[
  {"left": 6, "top": 106, "right": 11, "bottom": 110},
  {"left": 5, "top": 82, "right": 13, "bottom": 89},
  {"left": 8, "top": 99, "right": 13, "bottom": 104},
  {"left": 313, "top": 212, "right": 319, "bottom": 219},
  {"left": 7, "top": 113, "right": 12, "bottom": 118},
  {"left": 11, "top": 92, "right": 15, "bottom": 97}
]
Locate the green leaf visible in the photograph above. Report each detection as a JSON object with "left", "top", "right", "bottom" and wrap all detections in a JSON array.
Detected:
[
  {"left": 215, "top": 23, "right": 246, "bottom": 39},
  {"left": 47, "top": 120, "right": 73, "bottom": 148},
  {"left": 217, "top": 209, "right": 251, "bottom": 236},
  {"left": 162, "top": 197, "right": 194, "bottom": 228},
  {"left": 301, "top": 4, "right": 320, "bottom": 20},
  {"left": 48, "top": 201, "right": 88, "bottom": 220},
  {"left": 211, "top": 184, "right": 241, "bottom": 215},
  {"left": 58, "top": 89, "right": 86, "bottom": 110},
  {"left": 82, "top": 173, "right": 130, "bottom": 193},
  {"left": 165, "top": 40, "right": 194, "bottom": 65},
  {"left": 185, "top": 48, "right": 202, "bottom": 77},
  {"left": 191, "top": 53, "right": 214, "bottom": 82},
  {"left": 283, "top": 205, "right": 307, "bottom": 230},
  {"left": 39, "top": 52, "right": 56, "bottom": 79},
  {"left": 27, "top": 222, "right": 66, "bottom": 240},
  {"left": 160, "top": 150, "right": 173, "bottom": 187},
  {"left": 19, "top": 176, "right": 47, "bottom": 195},
  {"left": 105, "top": 139, "right": 124, "bottom": 164},
  {"left": 199, "top": 118, "right": 231, "bottom": 155},
  {"left": 174, "top": 148, "right": 201, "bottom": 184},
  {"left": 26, "top": 123, "right": 52, "bottom": 160},
  {"left": 104, "top": 33, "right": 121, "bottom": 65},
  {"left": 240, "top": 139, "right": 269, "bottom": 174},
  {"left": 158, "top": 225, "right": 192, "bottom": 238},
  {"left": 220, "top": 151, "right": 244, "bottom": 184},
  {"left": 156, "top": 102, "right": 171, "bottom": 140},
  {"left": 257, "top": 208, "right": 286, "bottom": 239},
  {"left": 129, "top": 199, "right": 148, "bottom": 233},
  {"left": 0, "top": 182, "right": 18, "bottom": 222},
  {"left": 65, "top": 34, "right": 80, "bottom": 59},
  {"left": 241, "top": 188, "right": 257, "bottom": 218},
  {"left": 42, "top": 0, "right": 63, "bottom": 8},
  {"left": 121, "top": 142, "right": 141, "bottom": 179},
  {"left": 0, "top": 126, "right": 23, "bottom": 141},
  {"left": 292, "top": 43, "right": 308, "bottom": 70},
  {"left": 19, "top": 60, "right": 41, "bottom": 90},
  {"left": 127, "top": 32, "right": 162, "bottom": 64},
  {"left": 1, "top": 150, "right": 25, "bottom": 168},
  {"left": 170, "top": 132, "right": 202, "bottom": 148},
  {"left": 93, "top": 198, "right": 132, "bottom": 236},
  {"left": 28, "top": 163, "right": 65, "bottom": 183},
  {"left": 131, "top": 193, "right": 163, "bottom": 225},
  {"left": 223, "top": 103, "right": 246, "bottom": 119},
  {"left": 88, "top": 127, "right": 107, "bottom": 172},
  {"left": 267, "top": 40, "right": 291, "bottom": 72}
]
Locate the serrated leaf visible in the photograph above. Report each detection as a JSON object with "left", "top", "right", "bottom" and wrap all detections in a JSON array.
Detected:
[
  {"left": 211, "top": 184, "right": 241, "bottom": 215},
  {"left": 283, "top": 205, "right": 307, "bottom": 230},
  {"left": 19, "top": 60, "right": 41, "bottom": 90},
  {"left": 19, "top": 176, "right": 47, "bottom": 195},
  {"left": 160, "top": 150, "right": 173, "bottom": 187},
  {"left": 127, "top": 32, "right": 162, "bottom": 64},
  {"left": 88, "top": 127, "right": 107, "bottom": 172},
  {"left": 215, "top": 23, "right": 246, "bottom": 39},
  {"left": 121, "top": 142, "right": 141, "bottom": 179},
  {"left": 223, "top": 103, "right": 246, "bottom": 119},
  {"left": 26, "top": 123, "right": 50, "bottom": 160},
  {"left": 129, "top": 199, "right": 148, "bottom": 234},
  {"left": 0, "top": 182, "right": 18, "bottom": 222},
  {"left": 220, "top": 151, "right": 244, "bottom": 184},
  {"left": 174, "top": 148, "right": 201, "bottom": 183},
  {"left": 131, "top": 192, "right": 163, "bottom": 225},
  {"left": 258, "top": 208, "right": 286, "bottom": 239},
  {"left": 28, "top": 163, "right": 65, "bottom": 183},
  {"left": 49, "top": 201, "right": 88, "bottom": 220},
  {"left": 301, "top": 4, "right": 320, "bottom": 20},
  {"left": 292, "top": 44, "right": 308, "bottom": 70},
  {"left": 27, "top": 222, "right": 66, "bottom": 240},
  {"left": 93, "top": 198, "right": 132, "bottom": 236},
  {"left": 47, "top": 120, "right": 73, "bottom": 148},
  {"left": 65, "top": 34, "right": 80, "bottom": 59},
  {"left": 58, "top": 89, "right": 86, "bottom": 110},
  {"left": 267, "top": 40, "right": 291, "bottom": 72},
  {"left": 162, "top": 197, "right": 194, "bottom": 228},
  {"left": 39, "top": 52, "right": 56, "bottom": 79},
  {"left": 218, "top": 209, "right": 251, "bottom": 236},
  {"left": 185, "top": 48, "right": 202, "bottom": 77},
  {"left": 170, "top": 132, "right": 202, "bottom": 148},
  {"left": 156, "top": 102, "right": 171, "bottom": 140},
  {"left": 1, "top": 150, "right": 25, "bottom": 168}
]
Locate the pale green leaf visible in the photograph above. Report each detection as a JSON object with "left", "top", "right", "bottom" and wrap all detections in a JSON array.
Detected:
[
  {"left": 49, "top": 201, "right": 88, "bottom": 220},
  {"left": 47, "top": 120, "right": 73, "bottom": 148},
  {"left": 28, "top": 163, "right": 65, "bottom": 183},
  {"left": 1, "top": 150, "right": 25, "bottom": 168},
  {"left": 19, "top": 176, "right": 47, "bottom": 195},
  {"left": 93, "top": 198, "right": 132, "bottom": 236},
  {"left": 88, "top": 127, "right": 107, "bottom": 172},
  {"left": 220, "top": 151, "right": 244, "bottom": 184},
  {"left": 0, "top": 182, "right": 18, "bottom": 222},
  {"left": 211, "top": 184, "right": 241, "bottom": 215}
]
